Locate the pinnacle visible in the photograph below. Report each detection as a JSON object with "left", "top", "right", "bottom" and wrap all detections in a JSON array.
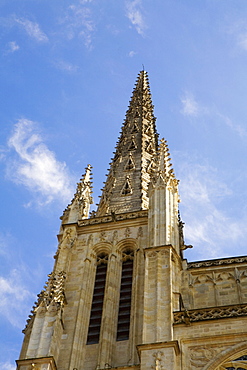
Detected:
[{"left": 154, "top": 138, "right": 177, "bottom": 183}]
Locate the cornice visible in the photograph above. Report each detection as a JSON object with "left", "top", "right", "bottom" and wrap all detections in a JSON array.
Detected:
[
  {"left": 16, "top": 357, "right": 57, "bottom": 370},
  {"left": 137, "top": 340, "right": 180, "bottom": 356},
  {"left": 187, "top": 255, "right": 247, "bottom": 269}
]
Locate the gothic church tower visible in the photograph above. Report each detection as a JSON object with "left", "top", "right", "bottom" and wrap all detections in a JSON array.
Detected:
[{"left": 17, "top": 71, "right": 247, "bottom": 370}]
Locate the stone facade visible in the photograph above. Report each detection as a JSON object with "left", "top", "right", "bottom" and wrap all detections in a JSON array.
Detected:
[{"left": 17, "top": 71, "right": 247, "bottom": 370}]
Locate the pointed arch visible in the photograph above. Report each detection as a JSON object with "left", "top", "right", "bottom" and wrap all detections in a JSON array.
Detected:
[
  {"left": 203, "top": 341, "right": 247, "bottom": 370},
  {"left": 145, "top": 124, "right": 153, "bottom": 136},
  {"left": 128, "top": 138, "right": 137, "bottom": 151},
  {"left": 121, "top": 177, "right": 132, "bottom": 195},
  {"left": 131, "top": 122, "right": 139, "bottom": 133},
  {"left": 145, "top": 140, "right": 154, "bottom": 154},
  {"left": 125, "top": 154, "right": 135, "bottom": 171}
]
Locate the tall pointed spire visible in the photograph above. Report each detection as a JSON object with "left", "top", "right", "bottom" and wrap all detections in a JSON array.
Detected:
[{"left": 96, "top": 70, "right": 158, "bottom": 216}]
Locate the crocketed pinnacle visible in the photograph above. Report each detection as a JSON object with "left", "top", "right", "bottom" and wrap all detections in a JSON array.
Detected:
[
  {"left": 157, "top": 139, "right": 175, "bottom": 179},
  {"left": 62, "top": 165, "right": 93, "bottom": 223},
  {"left": 96, "top": 70, "right": 158, "bottom": 216},
  {"left": 150, "top": 138, "right": 179, "bottom": 188}
]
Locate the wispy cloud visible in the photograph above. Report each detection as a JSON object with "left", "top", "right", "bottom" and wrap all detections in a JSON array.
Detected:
[
  {"left": 15, "top": 17, "right": 48, "bottom": 42},
  {"left": 0, "top": 269, "right": 32, "bottom": 328},
  {"left": 55, "top": 60, "right": 79, "bottom": 73},
  {"left": 6, "top": 119, "right": 73, "bottom": 206},
  {"left": 7, "top": 41, "right": 19, "bottom": 53},
  {"left": 128, "top": 50, "right": 137, "bottom": 57},
  {"left": 238, "top": 33, "right": 247, "bottom": 50},
  {"left": 180, "top": 92, "right": 200, "bottom": 117},
  {"left": 0, "top": 362, "right": 16, "bottom": 370},
  {"left": 176, "top": 155, "right": 246, "bottom": 259},
  {"left": 218, "top": 113, "right": 247, "bottom": 138},
  {"left": 180, "top": 92, "right": 247, "bottom": 140},
  {"left": 125, "top": 0, "right": 146, "bottom": 36},
  {"left": 61, "top": 3, "right": 95, "bottom": 49}
]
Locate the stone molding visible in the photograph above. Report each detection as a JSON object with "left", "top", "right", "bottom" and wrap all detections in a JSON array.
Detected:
[
  {"left": 188, "top": 255, "right": 247, "bottom": 269},
  {"left": 137, "top": 340, "right": 180, "bottom": 357},
  {"left": 144, "top": 244, "right": 182, "bottom": 267},
  {"left": 78, "top": 210, "right": 148, "bottom": 227},
  {"left": 109, "top": 367, "right": 139, "bottom": 370},
  {"left": 174, "top": 303, "right": 247, "bottom": 324},
  {"left": 16, "top": 356, "right": 57, "bottom": 370}
]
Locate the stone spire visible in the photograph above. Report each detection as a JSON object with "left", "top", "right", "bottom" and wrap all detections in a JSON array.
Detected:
[{"left": 96, "top": 70, "right": 158, "bottom": 216}]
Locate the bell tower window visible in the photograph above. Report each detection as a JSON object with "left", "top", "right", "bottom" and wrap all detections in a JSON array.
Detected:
[
  {"left": 87, "top": 253, "right": 108, "bottom": 345},
  {"left": 116, "top": 249, "right": 134, "bottom": 341}
]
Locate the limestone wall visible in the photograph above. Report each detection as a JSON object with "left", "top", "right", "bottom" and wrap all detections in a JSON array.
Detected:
[{"left": 181, "top": 257, "right": 247, "bottom": 310}]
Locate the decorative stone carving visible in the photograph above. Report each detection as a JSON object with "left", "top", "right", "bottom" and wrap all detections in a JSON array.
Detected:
[
  {"left": 23, "top": 271, "right": 66, "bottom": 333},
  {"left": 173, "top": 303, "right": 247, "bottom": 324},
  {"left": 79, "top": 210, "right": 148, "bottom": 226},
  {"left": 147, "top": 251, "right": 158, "bottom": 258},
  {"left": 62, "top": 227, "right": 77, "bottom": 248},
  {"left": 189, "top": 345, "right": 226, "bottom": 369},
  {"left": 124, "top": 227, "right": 131, "bottom": 238},
  {"left": 99, "top": 231, "right": 106, "bottom": 241},
  {"left": 188, "top": 256, "right": 247, "bottom": 269},
  {"left": 152, "top": 351, "right": 164, "bottom": 370},
  {"left": 112, "top": 230, "right": 118, "bottom": 245},
  {"left": 137, "top": 226, "right": 143, "bottom": 238}
]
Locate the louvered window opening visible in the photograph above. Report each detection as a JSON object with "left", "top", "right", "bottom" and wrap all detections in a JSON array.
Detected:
[
  {"left": 87, "top": 256, "right": 108, "bottom": 344},
  {"left": 117, "top": 251, "right": 134, "bottom": 341}
]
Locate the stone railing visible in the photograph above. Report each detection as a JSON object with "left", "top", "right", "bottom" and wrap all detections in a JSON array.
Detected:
[
  {"left": 187, "top": 256, "right": 247, "bottom": 269},
  {"left": 173, "top": 303, "right": 247, "bottom": 325},
  {"left": 78, "top": 210, "right": 148, "bottom": 226}
]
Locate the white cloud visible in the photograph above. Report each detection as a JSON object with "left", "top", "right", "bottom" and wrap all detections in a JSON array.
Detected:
[
  {"left": 128, "top": 50, "right": 137, "bottom": 57},
  {"left": 238, "top": 33, "right": 247, "bottom": 50},
  {"left": 0, "top": 269, "right": 32, "bottom": 328},
  {"left": 8, "top": 41, "right": 19, "bottom": 53},
  {"left": 180, "top": 93, "right": 246, "bottom": 139},
  {"left": 176, "top": 156, "right": 246, "bottom": 259},
  {"left": 218, "top": 113, "right": 247, "bottom": 139},
  {"left": 180, "top": 92, "right": 199, "bottom": 117},
  {"left": 55, "top": 60, "right": 79, "bottom": 72},
  {"left": 7, "top": 119, "right": 73, "bottom": 206},
  {"left": 0, "top": 362, "right": 16, "bottom": 370},
  {"left": 125, "top": 0, "right": 146, "bottom": 36},
  {"left": 15, "top": 17, "right": 48, "bottom": 42},
  {"left": 62, "top": 3, "right": 95, "bottom": 49}
]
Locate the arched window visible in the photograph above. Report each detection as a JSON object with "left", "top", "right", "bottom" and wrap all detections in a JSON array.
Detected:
[
  {"left": 87, "top": 253, "right": 108, "bottom": 344},
  {"left": 223, "top": 354, "right": 247, "bottom": 369},
  {"left": 116, "top": 249, "right": 134, "bottom": 341}
]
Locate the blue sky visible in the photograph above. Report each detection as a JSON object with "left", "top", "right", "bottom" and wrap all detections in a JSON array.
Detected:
[{"left": 1, "top": 0, "right": 247, "bottom": 368}]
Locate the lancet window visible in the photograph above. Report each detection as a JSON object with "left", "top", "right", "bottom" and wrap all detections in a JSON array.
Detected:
[
  {"left": 116, "top": 249, "right": 134, "bottom": 341},
  {"left": 87, "top": 253, "right": 108, "bottom": 344},
  {"left": 121, "top": 177, "right": 132, "bottom": 195}
]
